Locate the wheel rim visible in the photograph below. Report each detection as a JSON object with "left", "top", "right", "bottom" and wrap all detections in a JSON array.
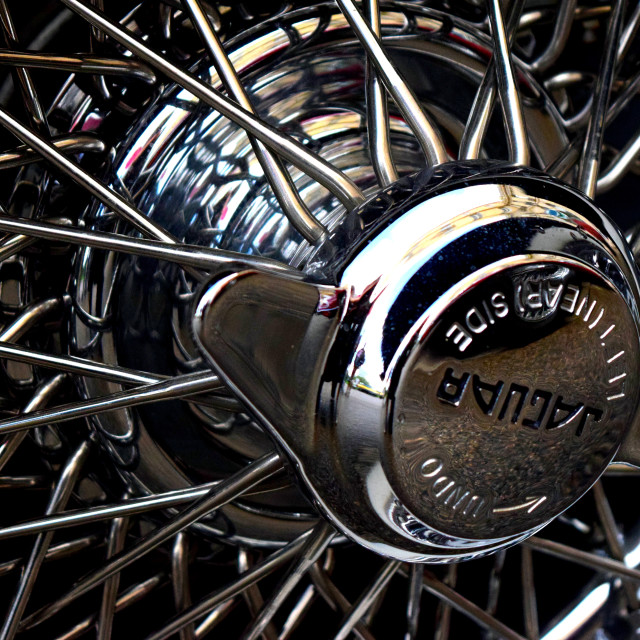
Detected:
[{"left": 0, "top": 1, "right": 639, "bottom": 639}]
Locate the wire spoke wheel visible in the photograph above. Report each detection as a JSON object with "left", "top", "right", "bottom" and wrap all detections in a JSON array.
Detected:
[{"left": 0, "top": 1, "right": 639, "bottom": 638}]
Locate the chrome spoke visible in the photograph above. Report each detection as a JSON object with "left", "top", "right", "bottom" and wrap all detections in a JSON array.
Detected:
[
  {"left": 0, "top": 374, "right": 67, "bottom": 473},
  {"left": 486, "top": 0, "right": 529, "bottom": 165},
  {"left": 241, "top": 522, "right": 335, "bottom": 640},
  {"left": 0, "top": 480, "right": 224, "bottom": 540},
  {"left": 21, "top": 452, "right": 283, "bottom": 630},
  {"left": 420, "top": 570, "right": 527, "bottom": 640},
  {"left": 0, "top": 297, "right": 62, "bottom": 342},
  {"left": 182, "top": 0, "right": 327, "bottom": 245},
  {"left": 309, "top": 562, "right": 375, "bottom": 640},
  {"left": 434, "top": 565, "right": 457, "bottom": 640},
  {"left": 0, "top": 475, "right": 46, "bottom": 488},
  {"left": 0, "top": 535, "right": 99, "bottom": 577},
  {"left": 618, "top": 1, "right": 640, "bottom": 62},
  {"left": 597, "top": 124, "right": 640, "bottom": 192},
  {"left": 577, "top": 0, "right": 626, "bottom": 198},
  {"left": 546, "top": 68, "right": 640, "bottom": 179},
  {"left": 592, "top": 481, "right": 639, "bottom": 607},
  {"left": 0, "top": 371, "right": 223, "bottom": 436},
  {"left": 0, "top": 0, "right": 48, "bottom": 133},
  {"left": 147, "top": 528, "right": 315, "bottom": 640},
  {"left": 485, "top": 549, "right": 506, "bottom": 623},
  {"left": 459, "top": 0, "right": 524, "bottom": 160},
  {"left": 237, "top": 548, "right": 278, "bottom": 640},
  {"left": 279, "top": 583, "right": 317, "bottom": 640},
  {"left": 336, "top": 0, "right": 447, "bottom": 166},
  {"left": 0, "top": 133, "right": 106, "bottom": 170},
  {"left": 334, "top": 560, "right": 401, "bottom": 640},
  {"left": 521, "top": 547, "right": 539, "bottom": 640},
  {"left": 364, "top": 0, "right": 398, "bottom": 187},
  {"left": 194, "top": 600, "right": 237, "bottom": 639},
  {"left": 0, "top": 211, "right": 296, "bottom": 275},
  {"left": 97, "top": 510, "right": 129, "bottom": 640},
  {"left": 59, "top": 0, "right": 365, "bottom": 211},
  {"left": 172, "top": 532, "right": 195, "bottom": 640},
  {"left": 529, "top": 0, "right": 578, "bottom": 72},
  {"left": 0, "top": 49, "right": 155, "bottom": 82},
  {"left": 0, "top": 341, "right": 241, "bottom": 410},
  {"left": 54, "top": 574, "right": 165, "bottom": 640},
  {"left": 405, "top": 563, "right": 422, "bottom": 640},
  {"left": 0, "top": 105, "right": 191, "bottom": 250},
  {"left": 0, "top": 342, "right": 167, "bottom": 385},
  {"left": 0, "top": 441, "right": 90, "bottom": 640},
  {"left": 526, "top": 536, "right": 640, "bottom": 582}
]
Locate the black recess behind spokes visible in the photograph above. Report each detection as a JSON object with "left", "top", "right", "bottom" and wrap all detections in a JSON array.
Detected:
[{"left": 0, "top": 1, "right": 637, "bottom": 639}]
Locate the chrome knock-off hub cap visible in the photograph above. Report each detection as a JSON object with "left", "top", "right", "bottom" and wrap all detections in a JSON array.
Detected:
[{"left": 195, "top": 164, "right": 640, "bottom": 561}]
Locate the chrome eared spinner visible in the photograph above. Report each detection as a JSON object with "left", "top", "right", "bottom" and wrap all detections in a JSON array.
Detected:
[
  {"left": 194, "top": 162, "right": 640, "bottom": 561},
  {"left": 0, "top": 0, "right": 639, "bottom": 639}
]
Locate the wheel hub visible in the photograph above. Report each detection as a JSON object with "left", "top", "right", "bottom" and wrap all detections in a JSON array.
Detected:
[
  {"left": 65, "top": 3, "right": 571, "bottom": 547},
  {"left": 194, "top": 164, "right": 640, "bottom": 561}
]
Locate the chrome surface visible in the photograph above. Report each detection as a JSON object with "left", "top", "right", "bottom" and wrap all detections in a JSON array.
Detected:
[
  {"left": 195, "top": 164, "right": 640, "bottom": 560},
  {"left": 336, "top": 0, "right": 448, "bottom": 166},
  {"left": 487, "top": 0, "right": 529, "bottom": 165},
  {"left": 60, "top": 0, "right": 367, "bottom": 211},
  {"left": 0, "top": 1, "right": 637, "bottom": 638},
  {"left": 576, "top": 0, "right": 626, "bottom": 198}
]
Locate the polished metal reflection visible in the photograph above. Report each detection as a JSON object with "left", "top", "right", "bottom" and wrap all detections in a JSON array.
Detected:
[
  {"left": 62, "top": 3, "right": 568, "bottom": 547},
  {"left": 195, "top": 164, "right": 640, "bottom": 561}
]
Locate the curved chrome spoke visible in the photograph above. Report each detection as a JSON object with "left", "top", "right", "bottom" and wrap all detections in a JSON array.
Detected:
[
  {"left": 486, "top": 0, "right": 529, "bottom": 165},
  {"left": 598, "top": 125, "right": 640, "bottom": 192},
  {"left": 459, "top": 0, "right": 524, "bottom": 160},
  {"left": 59, "top": 0, "right": 366, "bottom": 211},
  {"left": 577, "top": 0, "right": 626, "bottom": 198},
  {"left": 546, "top": 68, "right": 640, "bottom": 180},
  {"left": 0, "top": 297, "right": 62, "bottom": 342},
  {"left": 172, "top": 532, "right": 195, "bottom": 640},
  {"left": 0, "top": 375, "right": 67, "bottom": 473},
  {"left": 182, "top": 0, "right": 327, "bottom": 245},
  {"left": 529, "top": 0, "right": 578, "bottom": 72},
  {"left": 0, "top": 133, "right": 106, "bottom": 170},
  {"left": 364, "top": 0, "right": 398, "bottom": 187},
  {"left": 0, "top": 49, "right": 155, "bottom": 82},
  {"left": 336, "top": 0, "right": 447, "bottom": 166}
]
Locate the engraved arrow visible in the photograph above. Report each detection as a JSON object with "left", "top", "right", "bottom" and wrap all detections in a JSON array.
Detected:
[{"left": 492, "top": 496, "right": 547, "bottom": 515}]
